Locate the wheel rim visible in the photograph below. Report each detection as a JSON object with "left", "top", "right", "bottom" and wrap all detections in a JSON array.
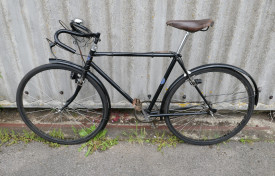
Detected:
[
  {"left": 18, "top": 65, "right": 106, "bottom": 144},
  {"left": 165, "top": 69, "right": 254, "bottom": 144}
]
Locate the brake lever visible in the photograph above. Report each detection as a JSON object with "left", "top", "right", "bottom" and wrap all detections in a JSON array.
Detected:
[{"left": 46, "top": 38, "right": 58, "bottom": 59}]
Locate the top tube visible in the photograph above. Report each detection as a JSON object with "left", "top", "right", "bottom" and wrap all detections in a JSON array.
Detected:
[{"left": 94, "top": 52, "right": 176, "bottom": 57}]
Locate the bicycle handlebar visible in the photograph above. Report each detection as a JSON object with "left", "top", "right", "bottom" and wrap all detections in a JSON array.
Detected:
[
  {"left": 70, "top": 21, "right": 92, "bottom": 34},
  {"left": 54, "top": 23, "right": 99, "bottom": 53}
]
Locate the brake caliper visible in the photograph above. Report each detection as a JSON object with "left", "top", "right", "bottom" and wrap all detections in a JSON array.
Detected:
[{"left": 70, "top": 72, "right": 80, "bottom": 83}]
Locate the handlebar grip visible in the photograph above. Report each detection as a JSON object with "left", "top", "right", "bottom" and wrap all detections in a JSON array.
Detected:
[{"left": 70, "top": 22, "right": 92, "bottom": 34}]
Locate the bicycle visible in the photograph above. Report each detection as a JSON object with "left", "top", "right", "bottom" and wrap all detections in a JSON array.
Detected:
[{"left": 16, "top": 19, "right": 259, "bottom": 145}]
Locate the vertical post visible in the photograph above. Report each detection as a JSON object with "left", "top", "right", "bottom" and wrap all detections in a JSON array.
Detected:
[{"left": 177, "top": 32, "right": 190, "bottom": 54}]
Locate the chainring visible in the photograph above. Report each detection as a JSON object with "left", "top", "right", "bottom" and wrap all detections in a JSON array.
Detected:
[{"left": 133, "top": 100, "right": 159, "bottom": 123}]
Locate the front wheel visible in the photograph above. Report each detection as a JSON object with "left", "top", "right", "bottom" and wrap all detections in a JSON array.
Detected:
[
  {"left": 16, "top": 64, "right": 110, "bottom": 145},
  {"left": 163, "top": 67, "right": 254, "bottom": 145}
]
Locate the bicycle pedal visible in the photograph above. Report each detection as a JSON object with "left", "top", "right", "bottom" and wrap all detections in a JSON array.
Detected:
[{"left": 133, "top": 98, "right": 142, "bottom": 111}]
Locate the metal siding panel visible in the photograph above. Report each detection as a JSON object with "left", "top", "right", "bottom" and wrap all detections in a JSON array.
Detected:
[{"left": 0, "top": 0, "right": 274, "bottom": 109}]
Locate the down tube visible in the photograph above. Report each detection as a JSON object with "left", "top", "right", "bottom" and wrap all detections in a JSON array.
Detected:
[
  {"left": 91, "top": 62, "right": 134, "bottom": 103},
  {"left": 148, "top": 57, "right": 177, "bottom": 111}
]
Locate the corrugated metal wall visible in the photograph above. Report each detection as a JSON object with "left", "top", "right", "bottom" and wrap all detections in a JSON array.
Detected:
[{"left": 0, "top": 0, "right": 274, "bottom": 109}]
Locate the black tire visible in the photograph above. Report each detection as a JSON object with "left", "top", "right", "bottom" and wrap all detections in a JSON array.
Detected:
[
  {"left": 163, "top": 67, "right": 254, "bottom": 145},
  {"left": 16, "top": 64, "right": 110, "bottom": 145}
]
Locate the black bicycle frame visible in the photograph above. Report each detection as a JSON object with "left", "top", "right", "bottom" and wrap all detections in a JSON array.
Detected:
[{"left": 89, "top": 51, "right": 195, "bottom": 114}]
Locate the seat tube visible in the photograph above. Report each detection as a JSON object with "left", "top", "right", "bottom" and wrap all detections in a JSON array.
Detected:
[
  {"left": 147, "top": 57, "right": 177, "bottom": 112},
  {"left": 177, "top": 32, "right": 190, "bottom": 54}
]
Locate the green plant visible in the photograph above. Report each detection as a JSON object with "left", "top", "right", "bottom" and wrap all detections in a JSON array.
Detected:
[
  {"left": 265, "top": 139, "right": 274, "bottom": 143},
  {"left": 122, "top": 126, "right": 181, "bottom": 152},
  {"left": 150, "top": 132, "right": 181, "bottom": 152},
  {"left": 0, "top": 128, "right": 11, "bottom": 146},
  {"left": 78, "top": 125, "right": 96, "bottom": 137},
  {"left": 125, "top": 124, "right": 147, "bottom": 144},
  {"left": 78, "top": 128, "right": 118, "bottom": 157},
  {"left": 239, "top": 138, "right": 257, "bottom": 144},
  {"left": 0, "top": 128, "right": 61, "bottom": 148},
  {"left": 49, "top": 128, "right": 65, "bottom": 139}
]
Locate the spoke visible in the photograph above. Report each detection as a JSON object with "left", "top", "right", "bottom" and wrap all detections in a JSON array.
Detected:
[
  {"left": 205, "top": 91, "right": 247, "bottom": 98},
  {"left": 185, "top": 114, "right": 207, "bottom": 134},
  {"left": 211, "top": 112, "right": 218, "bottom": 139},
  {"left": 215, "top": 111, "right": 245, "bottom": 119},
  {"left": 37, "top": 109, "right": 55, "bottom": 123},
  {"left": 47, "top": 113, "right": 61, "bottom": 132},
  {"left": 198, "top": 115, "right": 207, "bottom": 139},
  {"left": 28, "top": 80, "right": 62, "bottom": 105},
  {"left": 176, "top": 115, "right": 196, "bottom": 133},
  {"left": 170, "top": 113, "right": 189, "bottom": 123},
  {"left": 64, "top": 109, "right": 86, "bottom": 130},
  {"left": 211, "top": 96, "right": 252, "bottom": 105},
  {"left": 175, "top": 114, "right": 197, "bottom": 132},
  {"left": 26, "top": 108, "right": 53, "bottom": 114},
  {"left": 234, "top": 110, "right": 247, "bottom": 114},
  {"left": 74, "top": 94, "right": 98, "bottom": 103},
  {"left": 67, "top": 108, "right": 94, "bottom": 124},
  {"left": 24, "top": 98, "right": 55, "bottom": 107},
  {"left": 76, "top": 108, "right": 102, "bottom": 115},
  {"left": 214, "top": 112, "right": 232, "bottom": 119},
  {"left": 49, "top": 69, "right": 66, "bottom": 103},
  {"left": 24, "top": 94, "right": 56, "bottom": 109},
  {"left": 70, "top": 101, "right": 102, "bottom": 115},
  {"left": 59, "top": 113, "right": 63, "bottom": 133}
]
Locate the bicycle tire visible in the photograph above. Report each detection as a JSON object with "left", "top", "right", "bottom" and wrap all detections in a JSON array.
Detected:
[
  {"left": 16, "top": 63, "right": 109, "bottom": 145},
  {"left": 163, "top": 67, "right": 254, "bottom": 145}
]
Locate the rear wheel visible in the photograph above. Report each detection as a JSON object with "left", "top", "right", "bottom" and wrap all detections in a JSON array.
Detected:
[
  {"left": 16, "top": 64, "right": 109, "bottom": 145},
  {"left": 163, "top": 67, "right": 254, "bottom": 145}
]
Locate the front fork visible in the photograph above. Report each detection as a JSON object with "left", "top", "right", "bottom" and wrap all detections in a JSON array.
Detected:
[
  {"left": 59, "top": 35, "right": 101, "bottom": 111},
  {"left": 59, "top": 60, "right": 91, "bottom": 111}
]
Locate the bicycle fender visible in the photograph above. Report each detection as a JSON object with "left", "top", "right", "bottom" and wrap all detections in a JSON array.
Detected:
[
  {"left": 161, "top": 63, "right": 258, "bottom": 112},
  {"left": 49, "top": 58, "right": 111, "bottom": 120},
  {"left": 190, "top": 64, "right": 259, "bottom": 105}
]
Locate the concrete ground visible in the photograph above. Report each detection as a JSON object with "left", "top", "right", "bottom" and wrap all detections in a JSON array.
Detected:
[
  {"left": 0, "top": 109, "right": 274, "bottom": 175},
  {"left": 0, "top": 141, "right": 274, "bottom": 176}
]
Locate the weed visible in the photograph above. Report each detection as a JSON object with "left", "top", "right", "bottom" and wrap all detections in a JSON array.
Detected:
[
  {"left": 264, "top": 139, "right": 275, "bottom": 143},
  {"left": 0, "top": 128, "right": 61, "bottom": 148},
  {"left": 239, "top": 138, "right": 258, "bottom": 144},
  {"left": 78, "top": 129, "right": 118, "bottom": 157},
  {"left": 150, "top": 132, "right": 181, "bottom": 152},
  {"left": 79, "top": 125, "right": 96, "bottom": 137},
  {"left": 123, "top": 126, "right": 181, "bottom": 152},
  {"left": 49, "top": 129, "right": 64, "bottom": 139},
  {"left": 122, "top": 123, "right": 147, "bottom": 144},
  {"left": 0, "top": 129, "right": 10, "bottom": 147}
]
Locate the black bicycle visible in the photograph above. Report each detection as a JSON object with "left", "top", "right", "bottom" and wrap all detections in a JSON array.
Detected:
[{"left": 16, "top": 19, "right": 259, "bottom": 145}]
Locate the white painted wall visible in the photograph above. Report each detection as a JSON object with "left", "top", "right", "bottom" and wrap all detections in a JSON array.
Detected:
[{"left": 0, "top": 0, "right": 274, "bottom": 109}]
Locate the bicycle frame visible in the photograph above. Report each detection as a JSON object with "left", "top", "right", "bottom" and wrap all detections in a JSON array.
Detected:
[
  {"left": 88, "top": 50, "right": 214, "bottom": 117},
  {"left": 91, "top": 51, "right": 179, "bottom": 112},
  {"left": 62, "top": 31, "right": 214, "bottom": 117}
]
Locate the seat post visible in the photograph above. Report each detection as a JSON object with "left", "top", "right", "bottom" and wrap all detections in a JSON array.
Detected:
[{"left": 176, "top": 32, "right": 190, "bottom": 54}]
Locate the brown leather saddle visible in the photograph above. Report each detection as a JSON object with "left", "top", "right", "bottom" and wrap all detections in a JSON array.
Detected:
[{"left": 166, "top": 19, "right": 214, "bottom": 32}]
